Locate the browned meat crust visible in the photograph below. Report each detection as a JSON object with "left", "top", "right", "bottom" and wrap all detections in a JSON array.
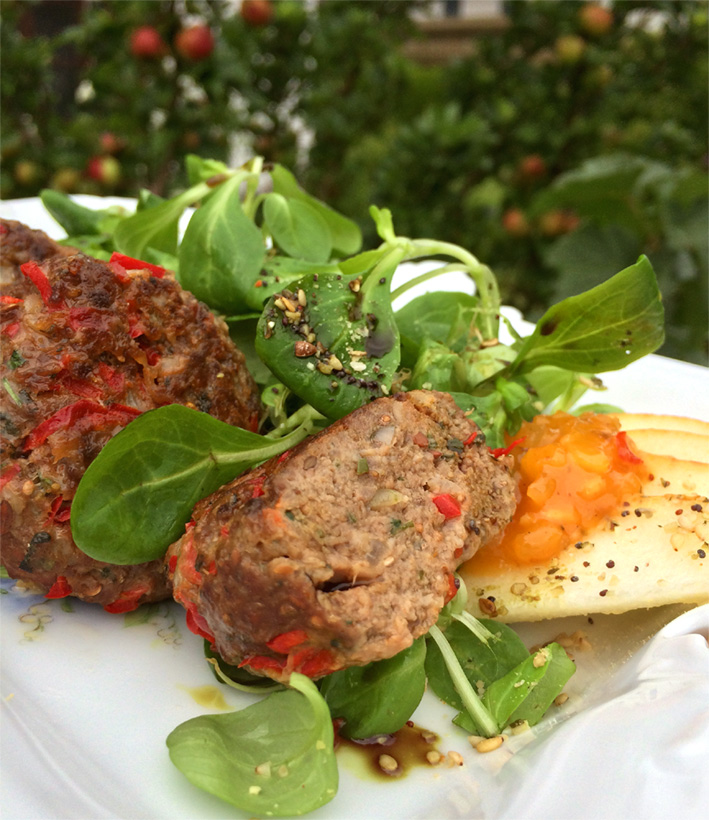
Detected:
[
  {"left": 1, "top": 238, "right": 261, "bottom": 611},
  {"left": 167, "top": 390, "right": 516, "bottom": 681},
  {"left": 0, "top": 219, "right": 73, "bottom": 294}
]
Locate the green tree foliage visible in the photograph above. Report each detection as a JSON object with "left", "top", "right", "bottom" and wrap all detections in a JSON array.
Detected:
[{"left": 1, "top": 0, "right": 706, "bottom": 362}]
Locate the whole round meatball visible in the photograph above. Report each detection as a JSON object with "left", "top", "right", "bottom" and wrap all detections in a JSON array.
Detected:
[
  {"left": 1, "top": 239, "right": 261, "bottom": 611},
  {"left": 167, "top": 390, "right": 516, "bottom": 681}
]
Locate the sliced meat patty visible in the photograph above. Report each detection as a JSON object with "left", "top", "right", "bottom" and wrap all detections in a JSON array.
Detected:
[
  {"left": 167, "top": 389, "right": 516, "bottom": 682},
  {"left": 1, "top": 240, "right": 262, "bottom": 611}
]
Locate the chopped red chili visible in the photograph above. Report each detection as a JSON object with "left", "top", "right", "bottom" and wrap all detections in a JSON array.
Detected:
[
  {"left": 45, "top": 575, "right": 73, "bottom": 599},
  {"left": 250, "top": 475, "right": 266, "bottom": 499},
  {"left": 46, "top": 495, "right": 72, "bottom": 524},
  {"left": 109, "top": 259, "right": 131, "bottom": 285},
  {"left": 23, "top": 400, "right": 141, "bottom": 451},
  {"left": 296, "top": 648, "right": 335, "bottom": 678},
  {"left": 463, "top": 431, "right": 480, "bottom": 446},
  {"left": 110, "top": 252, "right": 166, "bottom": 278},
  {"left": 20, "top": 261, "right": 63, "bottom": 308},
  {"left": 239, "top": 654, "right": 287, "bottom": 673},
  {"left": 489, "top": 437, "right": 525, "bottom": 459},
  {"left": 267, "top": 629, "right": 309, "bottom": 654},
  {"left": 0, "top": 463, "right": 21, "bottom": 490},
  {"left": 103, "top": 585, "right": 149, "bottom": 614},
  {"left": 184, "top": 605, "right": 216, "bottom": 644},
  {"left": 53, "top": 374, "right": 103, "bottom": 400},
  {"left": 432, "top": 493, "right": 462, "bottom": 519},
  {"left": 615, "top": 431, "right": 643, "bottom": 464},
  {"left": 444, "top": 570, "right": 459, "bottom": 604},
  {"left": 2, "top": 321, "right": 20, "bottom": 337},
  {"left": 98, "top": 363, "right": 125, "bottom": 393},
  {"left": 168, "top": 554, "right": 178, "bottom": 574},
  {"left": 0, "top": 295, "right": 23, "bottom": 305}
]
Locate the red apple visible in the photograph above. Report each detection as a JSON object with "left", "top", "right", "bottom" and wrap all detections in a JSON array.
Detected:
[
  {"left": 175, "top": 25, "right": 215, "bottom": 61},
  {"left": 241, "top": 0, "right": 273, "bottom": 26},
  {"left": 579, "top": 4, "right": 614, "bottom": 36},
  {"left": 130, "top": 26, "right": 166, "bottom": 59},
  {"left": 518, "top": 154, "right": 547, "bottom": 181},
  {"left": 99, "top": 132, "right": 123, "bottom": 154},
  {"left": 87, "top": 156, "right": 121, "bottom": 186},
  {"left": 502, "top": 208, "right": 530, "bottom": 238}
]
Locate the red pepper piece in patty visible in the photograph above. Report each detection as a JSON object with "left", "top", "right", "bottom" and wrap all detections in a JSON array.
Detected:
[
  {"left": 266, "top": 629, "right": 309, "bottom": 654},
  {"left": 23, "top": 400, "right": 141, "bottom": 451},
  {"left": 432, "top": 493, "right": 462, "bottom": 519},
  {"left": 103, "top": 584, "right": 149, "bottom": 614},
  {"left": 109, "top": 252, "right": 166, "bottom": 278},
  {"left": 239, "top": 654, "right": 287, "bottom": 673},
  {"left": 45, "top": 575, "right": 73, "bottom": 599},
  {"left": 489, "top": 437, "right": 525, "bottom": 459},
  {"left": 294, "top": 648, "right": 336, "bottom": 679},
  {"left": 20, "top": 261, "right": 64, "bottom": 309},
  {"left": 0, "top": 463, "right": 21, "bottom": 490},
  {"left": 443, "top": 570, "right": 460, "bottom": 604},
  {"left": 46, "top": 496, "right": 72, "bottom": 524}
]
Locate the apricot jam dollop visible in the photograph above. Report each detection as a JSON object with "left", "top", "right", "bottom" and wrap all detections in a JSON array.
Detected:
[{"left": 465, "top": 412, "right": 649, "bottom": 572}]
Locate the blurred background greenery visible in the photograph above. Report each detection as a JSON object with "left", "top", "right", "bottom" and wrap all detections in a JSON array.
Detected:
[{"left": 1, "top": 0, "right": 707, "bottom": 364}]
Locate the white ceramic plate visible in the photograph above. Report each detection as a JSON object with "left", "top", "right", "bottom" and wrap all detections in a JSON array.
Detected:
[{"left": 1, "top": 197, "right": 708, "bottom": 820}]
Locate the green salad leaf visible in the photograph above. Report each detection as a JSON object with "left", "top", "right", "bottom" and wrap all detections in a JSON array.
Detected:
[
  {"left": 255, "top": 246, "right": 404, "bottom": 420},
  {"left": 166, "top": 673, "right": 338, "bottom": 818},
  {"left": 319, "top": 638, "right": 426, "bottom": 739},
  {"left": 177, "top": 172, "right": 266, "bottom": 314},
  {"left": 510, "top": 255, "right": 664, "bottom": 374}
]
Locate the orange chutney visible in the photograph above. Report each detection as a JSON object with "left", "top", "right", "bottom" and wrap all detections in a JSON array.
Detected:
[{"left": 465, "top": 412, "right": 649, "bottom": 573}]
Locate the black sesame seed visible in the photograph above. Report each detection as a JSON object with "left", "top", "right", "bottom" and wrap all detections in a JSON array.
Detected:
[
  {"left": 599, "top": 589, "right": 608, "bottom": 597},
  {"left": 698, "top": 549, "right": 707, "bottom": 559},
  {"left": 606, "top": 560, "right": 615, "bottom": 568}
]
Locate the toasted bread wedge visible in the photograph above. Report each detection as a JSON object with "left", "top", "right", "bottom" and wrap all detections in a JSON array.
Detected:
[
  {"left": 613, "top": 413, "right": 709, "bottom": 436},
  {"left": 624, "top": 429, "right": 709, "bottom": 463},
  {"left": 641, "top": 453, "right": 709, "bottom": 497}
]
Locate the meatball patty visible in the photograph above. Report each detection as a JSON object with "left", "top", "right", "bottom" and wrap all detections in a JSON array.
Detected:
[
  {"left": 1, "top": 241, "right": 261, "bottom": 610},
  {"left": 167, "top": 390, "right": 516, "bottom": 681}
]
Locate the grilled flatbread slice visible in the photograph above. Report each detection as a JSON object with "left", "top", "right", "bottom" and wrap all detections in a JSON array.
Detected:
[
  {"left": 623, "top": 429, "right": 709, "bottom": 463},
  {"left": 641, "top": 453, "right": 709, "bottom": 497},
  {"left": 613, "top": 413, "right": 709, "bottom": 436},
  {"left": 462, "top": 493, "right": 708, "bottom": 622}
]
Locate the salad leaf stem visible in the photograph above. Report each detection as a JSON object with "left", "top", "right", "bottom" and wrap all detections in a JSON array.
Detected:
[
  {"left": 427, "top": 624, "right": 499, "bottom": 737},
  {"left": 403, "top": 239, "right": 501, "bottom": 340},
  {"left": 267, "top": 403, "right": 326, "bottom": 439},
  {"left": 451, "top": 611, "right": 496, "bottom": 645},
  {"left": 240, "top": 156, "right": 264, "bottom": 219},
  {"left": 390, "top": 262, "right": 470, "bottom": 302},
  {"left": 207, "top": 657, "right": 283, "bottom": 695}
]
